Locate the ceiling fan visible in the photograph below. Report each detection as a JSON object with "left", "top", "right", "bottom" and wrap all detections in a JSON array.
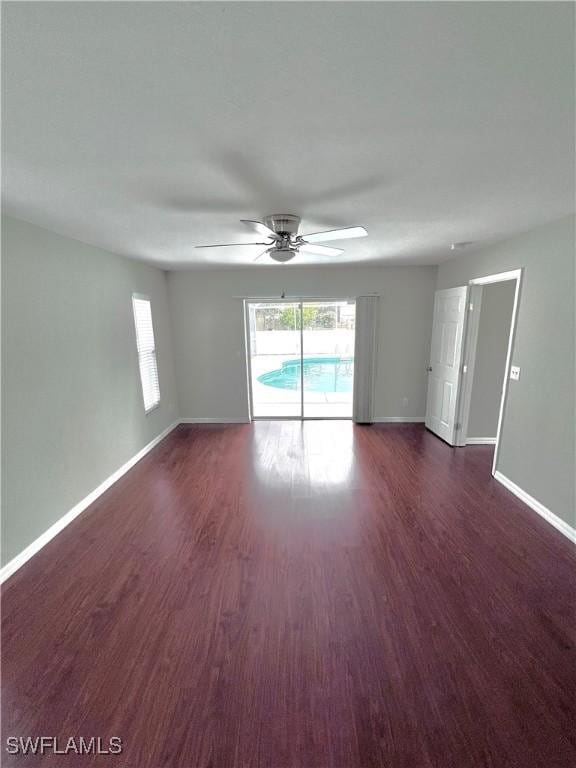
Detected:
[{"left": 195, "top": 215, "right": 368, "bottom": 262}]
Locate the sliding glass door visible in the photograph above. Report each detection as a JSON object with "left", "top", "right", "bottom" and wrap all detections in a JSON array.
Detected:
[
  {"left": 301, "top": 301, "right": 356, "bottom": 418},
  {"left": 247, "top": 302, "right": 302, "bottom": 418},
  {"left": 246, "top": 300, "right": 356, "bottom": 419}
]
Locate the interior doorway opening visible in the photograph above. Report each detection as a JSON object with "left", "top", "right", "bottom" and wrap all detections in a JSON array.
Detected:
[
  {"left": 458, "top": 270, "right": 522, "bottom": 476},
  {"left": 245, "top": 299, "right": 356, "bottom": 419},
  {"left": 425, "top": 270, "right": 522, "bottom": 479},
  {"left": 464, "top": 282, "right": 516, "bottom": 445}
]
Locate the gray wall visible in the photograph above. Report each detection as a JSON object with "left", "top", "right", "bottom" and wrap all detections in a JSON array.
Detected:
[
  {"left": 468, "top": 281, "right": 516, "bottom": 438},
  {"left": 437, "top": 215, "right": 575, "bottom": 526},
  {"left": 2, "top": 216, "right": 179, "bottom": 565},
  {"left": 167, "top": 266, "right": 437, "bottom": 421}
]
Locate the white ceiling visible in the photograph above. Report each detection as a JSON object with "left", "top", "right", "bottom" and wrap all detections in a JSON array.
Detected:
[{"left": 2, "top": 2, "right": 574, "bottom": 269}]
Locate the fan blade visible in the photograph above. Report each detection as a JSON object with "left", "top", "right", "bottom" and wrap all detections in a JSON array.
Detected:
[
  {"left": 241, "top": 219, "right": 281, "bottom": 240},
  {"left": 299, "top": 243, "right": 344, "bottom": 257},
  {"left": 195, "top": 242, "right": 270, "bottom": 249},
  {"left": 301, "top": 226, "right": 367, "bottom": 243}
]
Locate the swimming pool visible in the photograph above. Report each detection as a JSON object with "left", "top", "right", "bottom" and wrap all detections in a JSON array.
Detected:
[{"left": 257, "top": 356, "right": 354, "bottom": 393}]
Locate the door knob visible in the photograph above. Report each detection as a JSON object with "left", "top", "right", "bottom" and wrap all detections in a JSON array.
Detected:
[{"left": 426, "top": 366, "right": 432, "bottom": 372}]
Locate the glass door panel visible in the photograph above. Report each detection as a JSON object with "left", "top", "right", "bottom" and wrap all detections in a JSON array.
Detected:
[
  {"left": 247, "top": 301, "right": 302, "bottom": 418},
  {"left": 302, "top": 300, "right": 356, "bottom": 418}
]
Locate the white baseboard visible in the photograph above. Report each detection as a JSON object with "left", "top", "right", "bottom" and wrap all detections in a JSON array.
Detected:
[
  {"left": 180, "top": 417, "right": 250, "bottom": 424},
  {"left": 466, "top": 437, "right": 497, "bottom": 445},
  {"left": 182, "top": 417, "right": 424, "bottom": 424},
  {"left": 494, "top": 471, "right": 576, "bottom": 544},
  {"left": 372, "top": 417, "right": 425, "bottom": 423},
  {"left": 0, "top": 421, "right": 180, "bottom": 585}
]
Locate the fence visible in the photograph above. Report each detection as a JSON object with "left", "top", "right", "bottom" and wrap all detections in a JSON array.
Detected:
[{"left": 252, "top": 330, "right": 355, "bottom": 357}]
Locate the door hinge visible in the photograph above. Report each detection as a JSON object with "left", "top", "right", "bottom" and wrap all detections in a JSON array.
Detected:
[{"left": 455, "top": 422, "right": 462, "bottom": 430}]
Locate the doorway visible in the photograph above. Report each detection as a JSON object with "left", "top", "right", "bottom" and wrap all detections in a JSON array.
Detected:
[
  {"left": 458, "top": 271, "right": 522, "bottom": 475},
  {"left": 246, "top": 300, "right": 356, "bottom": 419},
  {"left": 463, "top": 281, "right": 516, "bottom": 445},
  {"left": 424, "top": 270, "right": 522, "bottom": 476}
]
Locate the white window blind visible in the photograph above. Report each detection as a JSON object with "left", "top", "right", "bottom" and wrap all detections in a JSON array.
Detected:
[{"left": 132, "top": 295, "right": 160, "bottom": 413}]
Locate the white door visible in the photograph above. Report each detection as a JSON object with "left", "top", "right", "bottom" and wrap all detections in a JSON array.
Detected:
[{"left": 425, "top": 287, "right": 468, "bottom": 444}]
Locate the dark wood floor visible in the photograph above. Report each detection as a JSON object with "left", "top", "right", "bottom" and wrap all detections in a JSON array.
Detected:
[{"left": 2, "top": 422, "right": 575, "bottom": 768}]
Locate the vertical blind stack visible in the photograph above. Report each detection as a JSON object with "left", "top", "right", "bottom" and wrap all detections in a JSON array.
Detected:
[{"left": 353, "top": 295, "right": 379, "bottom": 423}]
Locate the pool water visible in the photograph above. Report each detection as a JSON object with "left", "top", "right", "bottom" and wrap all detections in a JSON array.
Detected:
[{"left": 258, "top": 357, "right": 354, "bottom": 393}]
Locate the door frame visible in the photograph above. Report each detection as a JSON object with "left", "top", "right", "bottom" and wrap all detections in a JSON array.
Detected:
[
  {"left": 243, "top": 298, "right": 356, "bottom": 421},
  {"left": 456, "top": 269, "right": 523, "bottom": 476}
]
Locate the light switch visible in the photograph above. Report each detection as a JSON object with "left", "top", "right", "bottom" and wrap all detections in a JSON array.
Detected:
[{"left": 510, "top": 365, "right": 520, "bottom": 381}]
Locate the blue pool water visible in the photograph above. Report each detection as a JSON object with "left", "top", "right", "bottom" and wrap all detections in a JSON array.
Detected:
[{"left": 258, "top": 357, "right": 353, "bottom": 393}]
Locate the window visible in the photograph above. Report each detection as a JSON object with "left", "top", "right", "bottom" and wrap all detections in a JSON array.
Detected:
[{"left": 132, "top": 294, "right": 160, "bottom": 413}]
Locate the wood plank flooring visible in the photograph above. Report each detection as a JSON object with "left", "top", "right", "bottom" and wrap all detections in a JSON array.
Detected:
[{"left": 2, "top": 422, "right": 575, "bottom": 767}]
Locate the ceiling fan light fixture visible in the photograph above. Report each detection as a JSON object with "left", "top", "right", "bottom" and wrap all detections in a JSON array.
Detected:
[{"left": 269, "top": 247, "right": 298, "bottom": 263}]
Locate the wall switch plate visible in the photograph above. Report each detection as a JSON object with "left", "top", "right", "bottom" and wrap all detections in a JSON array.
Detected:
[{"left": 510, "top": 365, "right": 520, "bottom": 381}]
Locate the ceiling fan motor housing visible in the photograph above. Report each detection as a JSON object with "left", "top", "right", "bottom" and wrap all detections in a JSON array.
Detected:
[{"left": 263, "top": 214, "right": 301, "bottom": 237}]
